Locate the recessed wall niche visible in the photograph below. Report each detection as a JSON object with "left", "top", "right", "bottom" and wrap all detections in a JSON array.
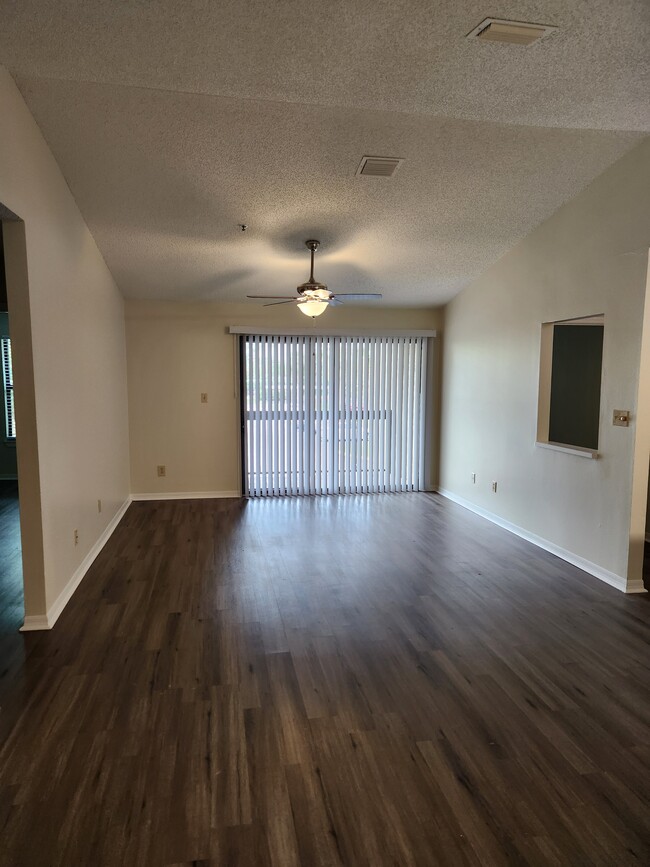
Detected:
[{"left": 537, "top": 314, "right": 604, "bottom": 455}]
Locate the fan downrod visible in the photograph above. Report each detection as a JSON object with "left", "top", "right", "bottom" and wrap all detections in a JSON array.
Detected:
[{"left": 300, "top": 239, "right": 325, "bottom": 290}]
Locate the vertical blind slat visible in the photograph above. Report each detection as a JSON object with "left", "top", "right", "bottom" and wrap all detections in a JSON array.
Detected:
[
  {"left": 323, "top": 338, "right": 330, "bottom": 494},
  {"left": 270, "top": 336, "right": 275, "bottom": 494},
  {"left": 342, "top": 336, "right": 349, "bottom": 494},
  {"left": 407, "top": 338, "right": 415, "bottom": 491},
  {"left": 329, "top": 338, "right": 337, "bottom": 494},
  {"left": 394, "top": 338, "right": 402, "bottom": 492},
  {"left": 363, "top": 338, "right": 370, "bottom": 493},
  {"left": 316, "top": 337, "right": 322, "bottom": 495},
  {"left": 402, "top": 338, "right": 412, "bottom": 491},
  {"left": 399, "top": 338, "right": 408, "bottom": 492},
  {"left": 370, "top": 338, "right": 378, "bottom": 494},
  {"left": 378, "top": 338, "right": 383, "bottom": 492},
  {"left": 311, "top": 335, "right": 317, "bottom": 497},
  {"left": 390, "top": 338, "right": 396, "bottom": 492},
  {"left": 418, "top": 338, "right": 428, "bottom": 490},
  {"left": 271, "top": 336, "right": 277, "bottom": 495},
  {"left": 367, "top": 339, "right": 373, "bottom": 493},
  {"left": 279, "top": 336, "right": 284, "bottom": 494}
]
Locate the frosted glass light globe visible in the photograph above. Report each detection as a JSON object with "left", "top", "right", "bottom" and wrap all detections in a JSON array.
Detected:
[{"left": 298, "top": 299, "right": 329, "bottom": 317}]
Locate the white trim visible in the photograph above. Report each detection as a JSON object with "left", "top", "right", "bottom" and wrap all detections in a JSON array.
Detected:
[
  {"left": 131, "top": 490, "right": 241, "bottom": 501},
  {"left": 20, "top": 496, "right": 132, "bottom": 631},
  {"left": 535, "top": 441, "right": 599, "bottom": 459},
  {"left": 625, "top": 578, "right": 648, "bottom": 594},
  {"left": 20, "top": 614, "right": 50, "bottom": 631},
  {"left": 543, "top": 314, "right": 605, "bottom": 327},
  {"left": 436, "top": 487, "right": 647, "bottom": 595},
  {"left": 229, "top": 326, "right": 437, "bottom": 337}
]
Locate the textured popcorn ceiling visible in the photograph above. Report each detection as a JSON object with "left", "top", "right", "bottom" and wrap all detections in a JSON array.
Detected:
[{"left": 3, "top": 0, "right": 649, "bottom": 303}]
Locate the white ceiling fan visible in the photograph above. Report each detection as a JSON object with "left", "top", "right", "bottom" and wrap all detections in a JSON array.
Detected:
[{"left": 247, "top": 239, "right": 382, "bottom": 317}]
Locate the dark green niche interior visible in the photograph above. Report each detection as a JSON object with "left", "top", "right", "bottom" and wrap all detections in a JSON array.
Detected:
[{"left": 548, "top": 324, "right": 604, "bottom": 450}]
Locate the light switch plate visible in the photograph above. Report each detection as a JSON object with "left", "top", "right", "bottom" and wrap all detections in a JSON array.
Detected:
[{"left": 613, "top": 410, "right": 630, "bottom": 427}]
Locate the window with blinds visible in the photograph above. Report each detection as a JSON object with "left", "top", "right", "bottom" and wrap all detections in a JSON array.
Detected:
[
  {"left": 242, "top": 334, "right": 428, "bottom": 497},
  {"left": 1, "top": 337, "right": 15, "bottom": 440}
]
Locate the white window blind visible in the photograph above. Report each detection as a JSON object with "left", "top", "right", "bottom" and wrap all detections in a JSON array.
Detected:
[
  {"left": 242, "top": 334, "right": 428, "bottom": 497},
  {"left": 1, "top": 337, "right": 15, "bottom": 440}
]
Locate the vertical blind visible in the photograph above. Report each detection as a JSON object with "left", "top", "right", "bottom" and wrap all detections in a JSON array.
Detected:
[
  {"left": 1, "top": 337, "right": 15, "bottom": 440},
  {"left": 242, "top": 334, "right": 428, "bottom": 497}
]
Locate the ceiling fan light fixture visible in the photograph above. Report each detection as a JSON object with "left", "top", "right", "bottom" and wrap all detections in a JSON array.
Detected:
[
  {"left": 298, "top": 299, "right": 329, "bottom": 318},
  {"left": 247, "top": 238, "right": 382, "bottom": 313}
]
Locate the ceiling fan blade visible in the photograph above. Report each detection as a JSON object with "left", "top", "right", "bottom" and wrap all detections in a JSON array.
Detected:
[
  {"left": 247, "top": 295, "right": 298, "bottom": 299},
  {"left": 329, "top": 298, "right": 344, "bottom": 306},
  {"left": 263, "top": 300, "right": 298, "bottom": 307},
  {"left": 331, "top": 293, "right": 383, "bottom": 300}
]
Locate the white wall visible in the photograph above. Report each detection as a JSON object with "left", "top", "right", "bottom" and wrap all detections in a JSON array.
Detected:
[
  {"left": 0, "top": 68, "right": 130, "bottom": 621},
  {"left": 126, "top": 301, "right": 441, "bottom": 496},
  {"left": 439, "top": 138, "right": 650, "bottom": 591}
]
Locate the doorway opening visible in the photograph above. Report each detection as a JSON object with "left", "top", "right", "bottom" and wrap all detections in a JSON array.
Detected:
[
  {"left": 0, "top": 222, "right": 23, "bottom": 631},
  {"left": 241, "top": 334, "right": 428, "bottom": 497}
]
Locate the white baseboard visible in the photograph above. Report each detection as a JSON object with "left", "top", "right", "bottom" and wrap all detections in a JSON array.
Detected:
[
  {"left": 625, "top": 578, "right": 648, "bottom": 593},
  {"left": 131, "top": 491, "right": 240, "bottom": 501},
  {"left": 436, "top": 487, "right": 647, "bottom": 595},
  {"left": 19, "top": 614, "right": 50, "bottom": 631},
  {"left": 20, "top": 496, "right": 132, "bottom": 632}
]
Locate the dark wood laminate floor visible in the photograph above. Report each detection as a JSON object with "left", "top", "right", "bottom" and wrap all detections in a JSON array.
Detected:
[
  {"left": 0, "top": 479, "right": 25, "bottom": 704},
  {"left": 0, "top": 479, "right": 23, "bottom": 648},
  {"left": 1, "top": 493, "right": 649, "bottom": 866}
]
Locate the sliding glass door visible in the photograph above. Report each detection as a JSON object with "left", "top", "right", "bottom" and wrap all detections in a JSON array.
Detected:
[{"left": 241, "top": 334, "right": 428, "bottom": 497}]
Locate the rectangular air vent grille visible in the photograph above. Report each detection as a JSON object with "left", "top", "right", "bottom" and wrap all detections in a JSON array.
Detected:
[
  {"left": 467, "top": 18, "right": 557, "bottom": 46},
  {"left": 356, "top": 156, "right": 404, "bottom": 178}
]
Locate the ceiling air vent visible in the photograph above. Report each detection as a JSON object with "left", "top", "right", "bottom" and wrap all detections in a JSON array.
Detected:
[
  {"left": 356, "top": 156, "right": 404, "bottom": 178},
  {"left": 466, "top": 18, "right": 557, "bottom": 46}
]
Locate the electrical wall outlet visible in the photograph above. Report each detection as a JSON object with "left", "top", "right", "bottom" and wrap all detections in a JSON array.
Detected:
[
  {"left": 74, "top": 529, "right": 79, "bottom": 545},
  {"left": 157, "top": 465, "right": 166, "bottom": 477},
  {"left": 97, "top": 499, "right": 102, "bottom": 513},
  {"left": 201, "top": 393, "right": 208, "bottom": 403},
  {"left": 491, "top": 481, "right": 498, "bottom": 493}
]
